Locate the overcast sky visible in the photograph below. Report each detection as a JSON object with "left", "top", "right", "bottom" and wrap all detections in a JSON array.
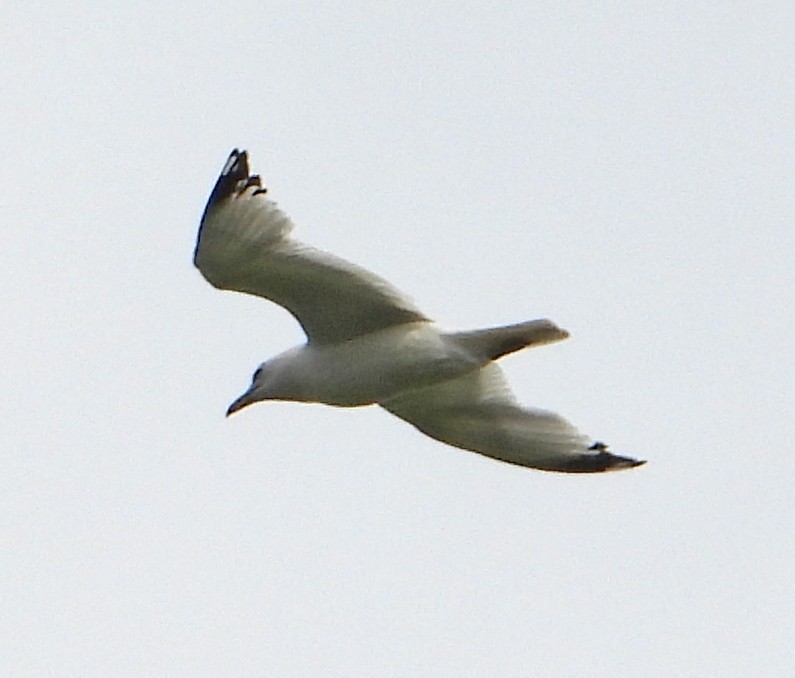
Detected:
[{"left": 2, "top": 2, "right": 793, "bottom": 676}]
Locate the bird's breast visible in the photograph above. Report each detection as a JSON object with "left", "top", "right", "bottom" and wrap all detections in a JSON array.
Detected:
[{"left": 295, "top": 322, "right": 480, "bottom": 407}]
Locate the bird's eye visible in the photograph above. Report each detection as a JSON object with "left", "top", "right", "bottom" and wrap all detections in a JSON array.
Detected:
[{"left": 253, "top": 368, "right": 263, "bottom": 381}]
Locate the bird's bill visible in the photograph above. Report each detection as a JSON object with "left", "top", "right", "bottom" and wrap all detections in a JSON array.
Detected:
[{"left": 226, "top": 390, "right": 255, "bottom": 417}]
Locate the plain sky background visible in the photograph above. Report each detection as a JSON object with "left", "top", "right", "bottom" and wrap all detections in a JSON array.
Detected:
[{"left": 2, "top": 2, "right": 793, "bottom": 676}]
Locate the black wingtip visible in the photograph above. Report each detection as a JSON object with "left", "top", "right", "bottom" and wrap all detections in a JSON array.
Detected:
[
  {"left": 564, "top": 442, "right": 647, "bottom": 473},
  {"left": 198, "top": 148, "right": 251, "bottom": 229},
  {"left": 222, "top": 148, "right": 249, "bottom": 181},
  {"left": 212, "top": 148, "right": 249, "bottom": 200}
]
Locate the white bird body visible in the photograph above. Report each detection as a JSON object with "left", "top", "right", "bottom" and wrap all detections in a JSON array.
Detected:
[
  {"left": 228, "top": 318, "right": 567, "bottom": 409},
  {"left": 195, "top": 149, "right": 646, "bottom": 473},
  {"left": 235, "top": 321, "right": 478, "bottom": 407}
]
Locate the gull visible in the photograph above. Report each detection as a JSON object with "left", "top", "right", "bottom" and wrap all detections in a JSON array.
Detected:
[{"left": 194, "top": 149, "right": 645, "bottom": 473}]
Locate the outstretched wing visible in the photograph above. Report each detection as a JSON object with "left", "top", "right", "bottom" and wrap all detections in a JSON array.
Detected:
[
  {"left": 381, "top": 364, "right": 645, "bottom": 473},
  {"left": 194, "top": 149, "right": 430, "bottom": 344}
]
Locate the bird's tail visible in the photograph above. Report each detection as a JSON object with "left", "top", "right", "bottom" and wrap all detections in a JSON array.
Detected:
[{"left": 447, "top": 319, "right": 569, "bottom": 363}]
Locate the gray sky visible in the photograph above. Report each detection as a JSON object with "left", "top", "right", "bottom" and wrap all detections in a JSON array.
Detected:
[{"left": 2, "top": 2, "right": 793, "bottom": 676}]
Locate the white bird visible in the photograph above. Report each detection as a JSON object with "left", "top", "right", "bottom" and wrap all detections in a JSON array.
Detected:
[{"left": 194, "top": 149, "right": 645, "bottom": 473}]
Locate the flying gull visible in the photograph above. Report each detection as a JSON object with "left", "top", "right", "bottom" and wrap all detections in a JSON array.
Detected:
[{"left": 194, "top": 149, "right": 645, "bottom": 473}]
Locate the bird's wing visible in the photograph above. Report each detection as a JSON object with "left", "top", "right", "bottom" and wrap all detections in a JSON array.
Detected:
[
  {"left": 194, "top": 149, "right": 430, "bottom": 344},
  {"left": 380, "top": 363, "right": 645, "bottom": 473}
]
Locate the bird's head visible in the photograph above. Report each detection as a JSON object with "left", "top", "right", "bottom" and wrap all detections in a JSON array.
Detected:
[
  {"left": 226, "top": 362, "right": 275, "bottom": 416},
  {"left": 226, "top": 348, "right": 307, "bottom": 416}
]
